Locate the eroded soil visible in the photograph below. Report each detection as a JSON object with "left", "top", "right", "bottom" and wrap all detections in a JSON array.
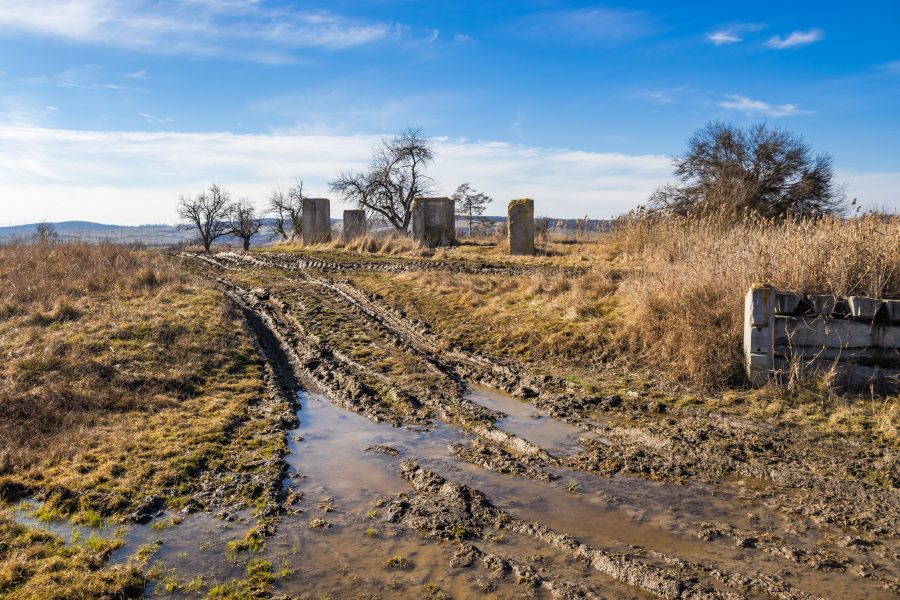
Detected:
[{"left": 60, "top": 249, "right": 895, "bottom": 599}]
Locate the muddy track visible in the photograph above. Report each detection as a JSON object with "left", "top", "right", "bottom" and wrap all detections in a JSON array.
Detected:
[
  {"left": 182, "top": 251, "right": 900, "bottom": 598},
  {"left": 215, "top": 249, "right": 591, "bottom": 278},
  {"left": 191, "top": 252, "right": 900, "bottom": 535}
]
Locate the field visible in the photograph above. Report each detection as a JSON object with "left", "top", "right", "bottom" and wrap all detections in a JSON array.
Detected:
[{"left": 1, "top": 222, "right": 898, "bottom": 599}]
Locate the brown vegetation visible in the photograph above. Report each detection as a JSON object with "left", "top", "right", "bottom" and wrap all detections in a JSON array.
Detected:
[
  {"left": 0, "top": 241, "right": 273, "bottom": 511},
  {"left": 0, "top": 241, "right": 289, "bottom": 597},
  {"left": 612, "top": 214, "right": 899, "bottom": 390}
]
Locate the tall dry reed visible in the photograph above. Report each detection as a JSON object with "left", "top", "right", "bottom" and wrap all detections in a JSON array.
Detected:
[{"left": 612, "top": 214, "right": 899, "bottom": 389}]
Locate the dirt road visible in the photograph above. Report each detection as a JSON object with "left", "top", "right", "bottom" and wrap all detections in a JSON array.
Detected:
[{"left": 173, "top": 250, "right": 898, "bottom": 599}]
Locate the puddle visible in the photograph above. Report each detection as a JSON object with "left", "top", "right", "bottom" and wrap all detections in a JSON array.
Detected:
[
  {"left": 11, "top": 387, "right": 892, "bottom": 599},
  {"left": 12, "top": 498, "right": 122, "bottom": 545},
  {"left": 464, "top": 384, "right": 592, "bottom": 454}
]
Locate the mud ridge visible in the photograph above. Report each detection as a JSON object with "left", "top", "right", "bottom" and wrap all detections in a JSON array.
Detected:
[{"left": 390, "top": 460, "right": 830, "bottom": 600}]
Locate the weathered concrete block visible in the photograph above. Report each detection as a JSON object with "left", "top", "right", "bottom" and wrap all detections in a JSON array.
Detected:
[
  {"left": 342, "top": 209, "right": 366, "bottom": 241},
  {"left": 411, "top": 197, "right": 455, "bottom": 247},
  {"left": 301, "top": 197, "right": 331, "bottom": 245},
  {"left": 847, "top": 296, "right": 882, "bottom": 320},
  {"left": 806, "top": 294, "right": 836, "bottom": 317},
  {"left": 507, "top": 198, "right": 535, "bottom": 256},
  {"left": 744, "top": 284, "right": 776, "bottom": 386},
  {"left": 775, "top": 292, "right": 801, "bottom": 315},
  {"left": 885, "top": 299, "right": 900, "bottom": 324}
]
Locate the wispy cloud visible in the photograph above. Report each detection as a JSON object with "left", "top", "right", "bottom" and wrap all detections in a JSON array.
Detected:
[
  {"left": 880, "top": 60, "right": 900, "bottom": 74},
  {"left": 706, "top": 23, "right": 765, "bottom": 46},
  {"left": 717, "top": 94, "right": 807, "bottom": 117},
  {"left": 708, "top": 31, "right": 741, "bottom": 45},
  {"left": 0, "top": 124, "right": 673, "bottom": 225},
  {"left": 138, "top": 112, "right": 173, "bottom": 124},
  {"left": 516, "top": 6, "right": 658, "bottom": 45},
  {"left": 250, "top": 79, "right": 463, "bottom": 133},
  {"left": 125, "top": 70, "right": 148, "bottom": 79},
  {"left": 510, "top": 111, "right": 525, "bottom": 139},
  {"left": 0, "top": 1, "right": 400, "bottom": 61},
  {"left": 766, "top": 28, "right": 823, "bottom": 49},
  {"left": 643, "top": 86, "right": 688, "bottom": 105}
]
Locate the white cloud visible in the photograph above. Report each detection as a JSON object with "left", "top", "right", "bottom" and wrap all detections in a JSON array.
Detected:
[
  {"left": 766, "top": 28, "right": 823, "bottom": 49},
  {"left": 125, "top": 70, "right": 148, "bottom": 79},
  {"left": 517, "top": 6, "right": 657, "bottom": 45},
  {"left": 717, "top": 94, "right": 806, "bottom": 117},
  {"left": 0, "top": 125, "right": 673, "bottom": 225},
  {"left": 0, "top": 1, "right": 397, "bottom": 61},
  {"left": 708, "top": 31, "right": 741, "bottom": 45}
]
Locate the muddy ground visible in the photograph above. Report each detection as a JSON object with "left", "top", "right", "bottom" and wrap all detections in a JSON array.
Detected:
[{"left": 61, "top": 249, "right": 896, "bottom": 598}]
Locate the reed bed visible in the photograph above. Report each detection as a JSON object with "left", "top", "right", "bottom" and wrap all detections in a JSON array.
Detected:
[{"left": 611, "top": 214, "right": 900, "bottom": 389}]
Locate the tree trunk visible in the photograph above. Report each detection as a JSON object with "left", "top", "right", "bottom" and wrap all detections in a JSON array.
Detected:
[{"left": 243, "top": 238, "right": 250, "bottom": 251}]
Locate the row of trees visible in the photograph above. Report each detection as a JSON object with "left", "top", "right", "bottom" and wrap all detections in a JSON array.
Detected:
[
  {"left": 179, "top": 121, "right": 846, "bottom": 250},
  {"left": 178, "top": 127, "right": 495, "bottom": 251},
  {"left": 177, "top": 182, "right": 307, "bottom": 251}
]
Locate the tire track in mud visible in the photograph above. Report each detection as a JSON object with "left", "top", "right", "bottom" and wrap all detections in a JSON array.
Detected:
[
  {"left": 217, "top": 249, "right": 591, "bottom": 278},
  {"left": 229, "top": 251, "right": 899, "bottom": 535},
  {"left": 198, "top": 267, "right": 693, "bottom": 598},
  {"left": 185, "top": 251, "right": 900, "bottom": 598}
]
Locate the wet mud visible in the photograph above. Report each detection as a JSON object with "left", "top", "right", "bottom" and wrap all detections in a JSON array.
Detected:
[{"left": 92, "top": 249, "right": 898, "bottom": 598}]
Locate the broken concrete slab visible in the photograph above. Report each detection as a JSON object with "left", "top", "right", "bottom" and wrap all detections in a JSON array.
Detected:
[
  {"left": 806, "top": 294, "right": 836, "bottom": 317},
  {"left": 847, "top": 296, "right": 883, "bottom": 321},
  {"left": 775, "top": 292, "right": 802, "bottom": 316}
]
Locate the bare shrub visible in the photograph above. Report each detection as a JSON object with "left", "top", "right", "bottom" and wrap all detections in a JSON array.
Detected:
[{"left": 612, "top": 214, "right": 900, "bottom": 389}]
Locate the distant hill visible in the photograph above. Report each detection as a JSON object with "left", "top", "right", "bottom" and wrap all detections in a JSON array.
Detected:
[
  {"left": 1, "top": 216, "right": 617, "bottom": 246},
  {"left": 0, "top": 221, "right": 281, "bottom": 247}
]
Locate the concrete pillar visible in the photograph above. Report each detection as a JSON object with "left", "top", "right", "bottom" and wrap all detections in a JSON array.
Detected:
[
  {"left": 342, "top": 210, "right": 367, "bottom": 241},
  {"left": 744, "top": 284, "right": 776, "bottom": 386},
  {"left": 301, "top": 197, "right": 331, "bottom": 245},
  {"left": 507, "top": 199, "right": 535, "bottom": 256},
  {"left": 411, "top": 197, "right": 456, "bottom": 247}
]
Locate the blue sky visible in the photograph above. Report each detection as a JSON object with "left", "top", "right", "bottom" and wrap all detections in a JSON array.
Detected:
[{"left": 1, "top": 0, "right": 898, "bottom": 224}]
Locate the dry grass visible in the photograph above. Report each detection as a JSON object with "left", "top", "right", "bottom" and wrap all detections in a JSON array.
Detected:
[
  {"left": 0, "top": 240, "right": 285, "bottom": 597},
  {"left": 0, "top": 241, "right": 274, "bottom": 513},
  {"left": 611, "top": 214, "right": 900, "bottom": 390},
  {"left": 327, "top": 232, "right": 426, "bottom": 255},
  {"left": 349, "top": 268, "right": 619, "bottom": 368}
]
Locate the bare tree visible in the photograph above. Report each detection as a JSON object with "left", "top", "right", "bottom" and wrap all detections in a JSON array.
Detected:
[
  {"left": 649, "top": 121, "right": 845, "bottom": 221},
  {"left": 177, "top": 183, "right": 231, "bottom": 252},
  {"left": 329, "top": 127, "right": 435, "bottom": 233},
  {"left": 452, "top": 183, "right": 492, "bottom": 236},
  {"left": 228, "top": 198, "right": 262, "bottom": 250},
  {"left": 267, "top": 180, "right": 304, "bottom": 241},
  {"left": 33, "top": 221, "right": 58, "bottom": 243}
]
